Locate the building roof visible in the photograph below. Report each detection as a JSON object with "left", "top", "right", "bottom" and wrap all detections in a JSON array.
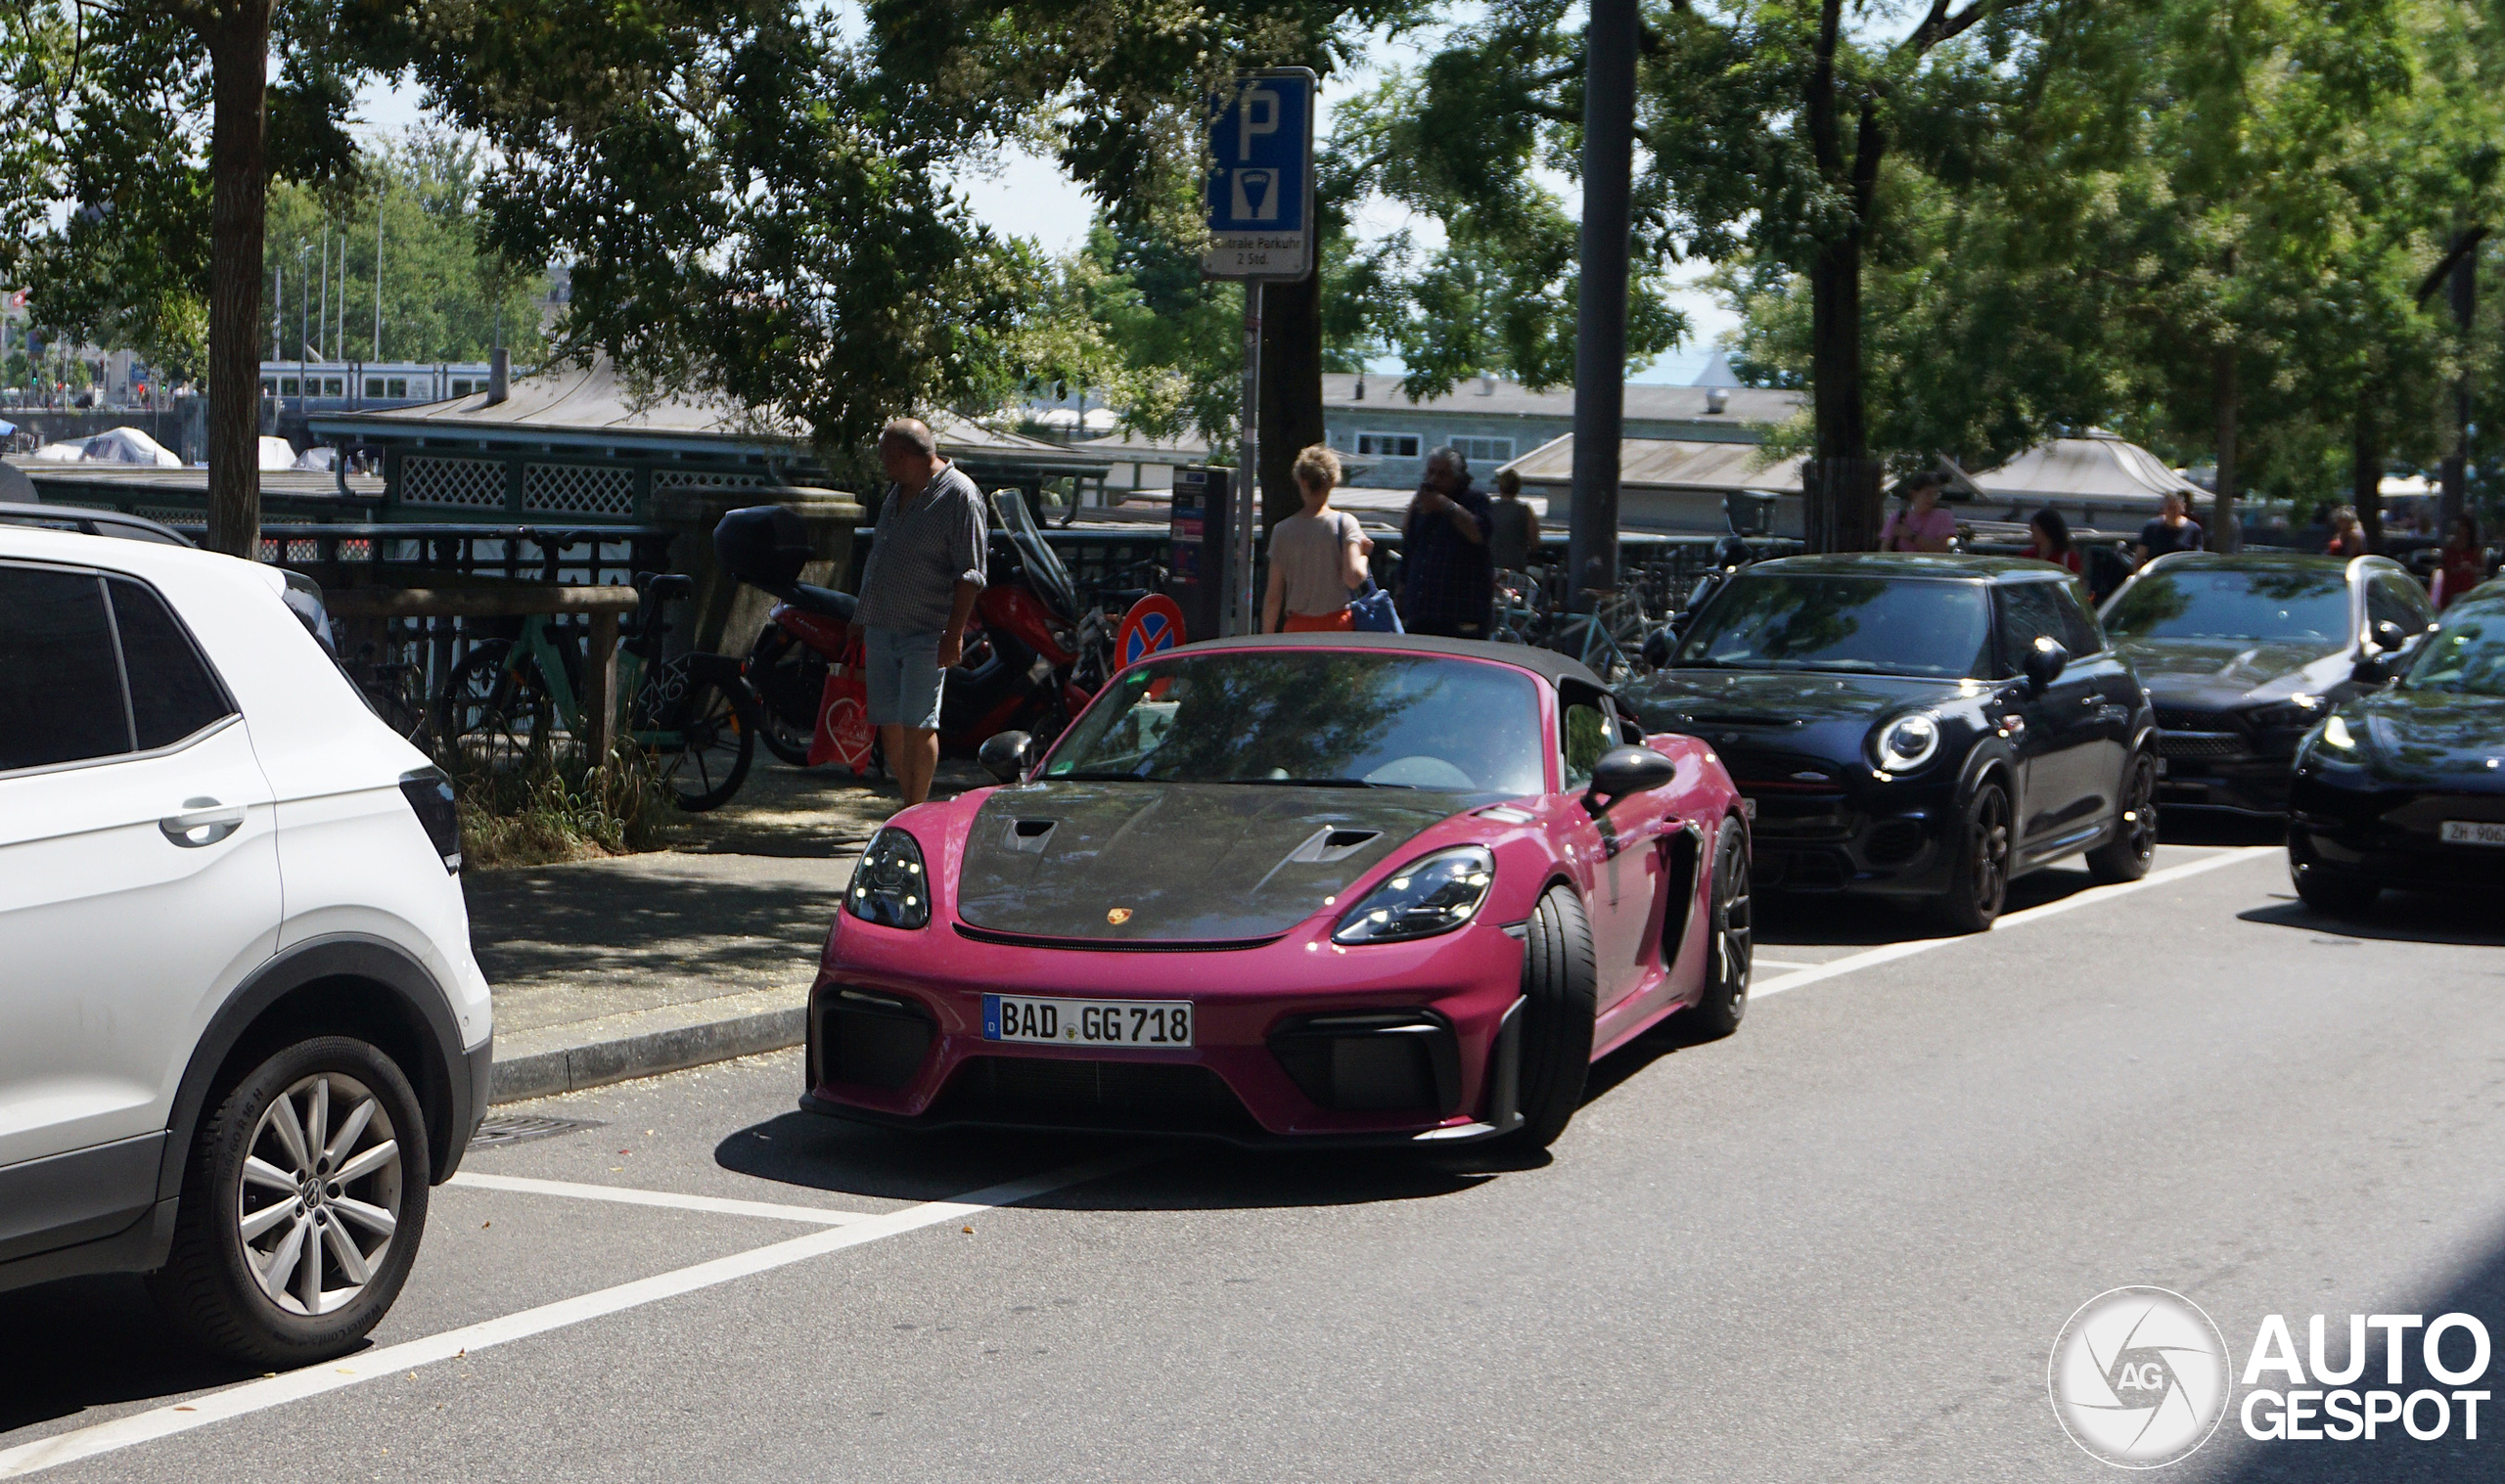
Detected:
[
  {"left": 1958, "top": 432, "right": 2198, "bottom": 506},
  {"left": 1323, "top": 373, "right": 1801, "bottom": 427},
  {"left": 1500, "top": 433, "right": 1804, "bottom": 494}
]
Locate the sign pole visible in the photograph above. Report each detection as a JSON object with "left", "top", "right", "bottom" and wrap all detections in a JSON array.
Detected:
[{"left": 1232, "top": 282, "right": 1263, "bottom": 636}]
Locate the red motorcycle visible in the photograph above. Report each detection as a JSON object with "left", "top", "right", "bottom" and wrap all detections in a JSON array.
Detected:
[{"left": 715, "top": 493, "right": 1129, "bottom": 771}]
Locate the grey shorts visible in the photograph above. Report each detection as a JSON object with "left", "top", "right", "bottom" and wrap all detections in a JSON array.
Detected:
[{"left": 862, "top": 625, "right": 946, "bottom": 730}]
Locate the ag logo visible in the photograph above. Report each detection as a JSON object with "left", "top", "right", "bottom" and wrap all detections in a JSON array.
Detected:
[{"left": 2050, "top": 1286, "right": 2231, "bottom": 1468}]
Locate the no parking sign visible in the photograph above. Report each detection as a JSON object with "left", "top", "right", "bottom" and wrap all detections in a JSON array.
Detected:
[{"left": 1114, "top": 594, "right": 1187, "bottom": 669}]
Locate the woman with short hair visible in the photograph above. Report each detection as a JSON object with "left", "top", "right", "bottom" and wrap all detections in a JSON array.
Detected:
[{"left": 1262, "top": 444, "right": 1374, "bottom": 633}]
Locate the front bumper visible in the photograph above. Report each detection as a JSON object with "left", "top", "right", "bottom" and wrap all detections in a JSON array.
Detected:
[
  {"left": 798, "top": 911, "right": 1530, "bottom": 1147},
  {"left": 2289, "top": 770, "right": 2505, "bottom": 890},
  {"left": 1738, "top": 778, "right": 1959, "bottom": 897},
  {"left": 2154, "top": 711, "right": 2308, "bottom": 814}
]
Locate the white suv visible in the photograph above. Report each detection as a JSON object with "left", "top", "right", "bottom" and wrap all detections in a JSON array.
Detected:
[{"left": 0, "top": 519, "right": 491, "bottom": 1365}]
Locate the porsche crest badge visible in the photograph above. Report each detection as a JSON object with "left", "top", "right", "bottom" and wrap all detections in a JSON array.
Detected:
[{"left": 1106, "top": 907, "right": 1133, "bottom": 925}]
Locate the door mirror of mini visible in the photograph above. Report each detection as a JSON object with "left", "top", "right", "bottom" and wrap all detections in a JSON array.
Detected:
[
  {"left": 2023, "top": 637, "right": 2070, "bottom": 696},
  {"left": 979, "top": 730, "right": 1036, "bottom": 785},
  {"left": 1586, "top": 745, "right": 1676, "bottom": 815}
]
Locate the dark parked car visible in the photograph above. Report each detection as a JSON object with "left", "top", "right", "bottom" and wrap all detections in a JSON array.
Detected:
[
  {"left": 1622, "top": 555, "right": 2158, "bottom": 932},
  {"left": 2286, "top": 589, "right": 2505, "bottom": 913},
  {"left": 2099, "top": 551, "right": 2435, "bottom": 815}
]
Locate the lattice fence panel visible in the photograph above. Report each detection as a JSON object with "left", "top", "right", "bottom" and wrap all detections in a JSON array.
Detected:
[
  {"left": 404, "top": 456, "right": 509, "bottom": 510},
  {"left": 653, "top": 469, "right": 771, "bottom": 494},
  {"left": 522, "top": 463, "right": 637, "bottom": 517}
]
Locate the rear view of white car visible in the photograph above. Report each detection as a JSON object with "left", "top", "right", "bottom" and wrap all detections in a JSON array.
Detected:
[{"left": 0, "top": 518, "right": 490, "bottom": 1366}]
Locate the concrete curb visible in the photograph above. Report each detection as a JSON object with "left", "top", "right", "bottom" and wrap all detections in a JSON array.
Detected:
[{"left": 490, "top": 1006, "right": 805, "bottom": 1103}]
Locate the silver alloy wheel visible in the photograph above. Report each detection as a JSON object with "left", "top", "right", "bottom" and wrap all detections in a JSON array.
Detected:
[{"left": 237, "top": 1071, "right": 403, "bottom": 1318}]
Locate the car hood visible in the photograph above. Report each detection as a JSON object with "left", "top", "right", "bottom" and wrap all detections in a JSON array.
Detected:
[
  {"left": 2116, "top": 637, "right": 2345, "bottom": 707},
  {"left": 1622, "top": 667, "right": 1971, "bottom": 727},
  {"left": 2343, "top": 692, "right": 2505, "bottom": 787},
  {"left": 954, "top": 782, "right": 1466, "bottom": 943}
]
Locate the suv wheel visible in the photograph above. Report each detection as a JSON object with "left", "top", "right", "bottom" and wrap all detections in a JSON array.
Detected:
[{"left": 150, "top": 1036, "right": 432, "bottom": 1367}]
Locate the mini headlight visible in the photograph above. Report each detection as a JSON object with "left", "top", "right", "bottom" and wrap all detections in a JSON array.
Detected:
[
  {"left": 1871, "top": 711, "right": 1942, "bottom": 773},
  {"left": 2320, "top": 714, "right": 2358, "bottom": 750},
  {"left": 1331, "top": 846, "right": 1496, "bottom": 945},
  {"left": 846, "top": 828, "right": 931, "bottom": 929}
]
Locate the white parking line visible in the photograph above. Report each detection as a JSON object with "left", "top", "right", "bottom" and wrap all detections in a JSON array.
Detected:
[
  {"left": 444, "top": 1171, "right": 876, "bottom": 1226},
  {"left": 1751, "top": 958, "right": 1822, "bottom": 970},
  {"left": 0, "top": 1150, "right": 1154, "bottom": 1480},
  {"left": 1752, "top": 846, "right": 2277, "bottom": 1001}
]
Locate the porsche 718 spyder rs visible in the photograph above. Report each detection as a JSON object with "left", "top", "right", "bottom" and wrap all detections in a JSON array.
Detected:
[{"left": 797, "top": 634, "right": 1753, "bottom": 1150}]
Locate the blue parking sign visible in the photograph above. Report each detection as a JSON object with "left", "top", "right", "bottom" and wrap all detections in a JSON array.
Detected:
[{"left": 1204, "top": 69, "right": 1315, "bottom": 280}]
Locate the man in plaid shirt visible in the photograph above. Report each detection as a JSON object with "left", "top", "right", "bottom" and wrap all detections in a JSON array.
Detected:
[{"left": 1400, "top": 447, "right": 1493, "bottom": 638}]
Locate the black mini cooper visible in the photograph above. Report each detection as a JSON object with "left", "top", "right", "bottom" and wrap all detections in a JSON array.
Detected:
[{"left": 1623, "top": 555, "right": 2159, "bottom": 931}]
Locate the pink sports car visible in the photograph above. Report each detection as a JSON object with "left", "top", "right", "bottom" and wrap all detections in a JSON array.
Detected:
[{"left": 798, "top": 633, "right": 1753, "bottom": 1149}]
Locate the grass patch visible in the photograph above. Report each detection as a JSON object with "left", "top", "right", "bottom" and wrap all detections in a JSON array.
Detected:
[{"left": 450, "top": 744, "right": 681, "bottom": 870}]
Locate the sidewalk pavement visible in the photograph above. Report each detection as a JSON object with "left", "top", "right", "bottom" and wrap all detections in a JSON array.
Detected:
[{"left": 468, "top": 758, "right": 987, "bottom": 1102}]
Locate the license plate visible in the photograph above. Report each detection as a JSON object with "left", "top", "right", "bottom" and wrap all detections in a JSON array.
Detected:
[
  {"left": 2440, "top": 821, "right": 2505, "bottom": 846},
  {"left": 982, "top": 995, "right": 1194, "bottom": 1048}
]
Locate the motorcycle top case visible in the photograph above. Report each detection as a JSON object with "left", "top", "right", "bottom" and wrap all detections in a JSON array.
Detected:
[{"left": 714, "top": 505, "right": 813, "bottom": 593}]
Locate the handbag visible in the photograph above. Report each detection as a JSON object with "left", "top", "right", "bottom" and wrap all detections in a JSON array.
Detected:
[
  {"left": 807, "top": 636, "right": 878, "bottom": 774},
  {"left": 1347, "top": 578, "right": 1403, "bottom": 634}
]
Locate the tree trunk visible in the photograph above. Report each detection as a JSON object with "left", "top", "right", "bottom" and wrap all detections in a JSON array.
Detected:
[
  {"left": 1257, "top": 271, "right": 1324, "bottom": 528},
  {"left": 1806, "top": 234, "right": 1879, "bottom": 553},
  {"left": 194, "top": 3, "right": 274, "bottom": 560},
  {"left": 2210, "top": 346, "right": 2239, "bottom": 555},
  {"left": 2353, "top": 411, "right": 2383, "bottom": 553}
]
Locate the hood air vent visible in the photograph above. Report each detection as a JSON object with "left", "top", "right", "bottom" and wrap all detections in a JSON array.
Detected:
[
  {"left": 1286, "top": 827, "right": 1380, "bottom": 864},
  {"left": 1004, "top": 819, "right": 1058, "bottom": 853}
]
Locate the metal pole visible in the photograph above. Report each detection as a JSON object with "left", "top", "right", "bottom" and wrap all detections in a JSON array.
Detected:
[
  {"left": 1568, "top": 0, "right": 1640, "bottom": 614},
  {"left": 374, "top": 201, "right": 385, "bottom": 362},
  {"left": 318, "top": 234, "right": 330, "bottom": 365},
  {"left": 1230, "top": 281, "right": 1263, "bottom": 636}
]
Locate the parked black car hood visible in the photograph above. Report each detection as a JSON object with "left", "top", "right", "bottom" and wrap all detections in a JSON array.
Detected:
[
  {"left": 2341, "top": 691, "right": 2505, "bottom": 789},
  {"left": 954, "top": 782, "right": 1466, "bottom": 943},
  {"left": 1620, "top": 668, "right": 1983, "bottom": 780},
  {"left": 2116, "top": 637, "right": 2348, "bottom": 709}
]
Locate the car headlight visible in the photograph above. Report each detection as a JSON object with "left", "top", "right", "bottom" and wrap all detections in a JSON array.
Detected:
[
  {"left": 2250, "top": 695, "right": 2326, "bottom": 730},
  {"left": 1869, "top": 711, "right": 1942, "bottom": 773},
  {"left": 847, "top": 828, "right": 932, "bottom": 928},
  {"left": 2317, "top": 714, "right": 2360, "bottom": 752},
  {"left": 1331, "top": 847, "right": 1496, "bottom": 945}
]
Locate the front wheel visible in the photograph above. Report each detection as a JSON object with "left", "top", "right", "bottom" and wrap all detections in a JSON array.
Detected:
[
  {"left": 1497, "top": 885, "right": 1599, "bottom": 1150},
  {"left": 2084, "top": 747, "right": 2159, "bottom": 883},
  {"left": 1934, "top": 779, "right": 2012, "bottom": 934},
  {"left": 1686, "top": 824, "right": 1752, "bottom": 1039},
  {"left": 634, "top": 657, "right": 754, "bottom": 811},
  {"left": 149, "top": 1037, "right": 431, "bottom": 1367},
  {"left": 746, "top": 623, "right": 826, "bottom": 768}
]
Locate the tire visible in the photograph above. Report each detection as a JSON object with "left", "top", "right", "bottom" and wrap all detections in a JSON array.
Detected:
[
  {"left": 635, "top": 656, "right": 754, "bottom": 811},
  {"left": 2291, "top": 836, "right": 2379, "bottom": 917},
  {"left": 1934, "top": 777, "right": 2013, "bottom": 934},
  {"left": 2084, "top": 747, "right": 2159, "bottom": 883},
  {"left": 1499, "top": 885, "right": 1600, "bottom": 1150},
  {"left": 149, "top": 1036, "right": 432, "bottom": 1368},
  {"left": 746, "top": 623, "right": 826, "bottom": 768},
  {"left": 1687, "top": 824, "right": 1753, "bottom": 1039},
  {"left": 435, "top": 641, "right": 549, "bottom": 767}
]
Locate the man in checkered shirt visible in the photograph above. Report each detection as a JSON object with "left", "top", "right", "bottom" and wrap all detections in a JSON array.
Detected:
[{"left": 848, "top": 418, "right": 986, "bottom": 806}]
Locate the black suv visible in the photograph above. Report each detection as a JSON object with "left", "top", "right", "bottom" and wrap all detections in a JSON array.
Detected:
[
  {"left": 2099, "top": 552, "right": 2435, "bottom": 815},
  {"left": 1622, "top": 555, "right": 2158, "bottom": 931}
]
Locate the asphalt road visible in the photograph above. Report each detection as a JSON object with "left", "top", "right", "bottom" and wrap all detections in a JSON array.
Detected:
[{"left": 8, "top": 833, "right": 2505, "bottom": 1482}]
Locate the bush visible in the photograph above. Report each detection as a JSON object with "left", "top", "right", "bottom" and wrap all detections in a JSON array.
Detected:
[{"left": 449, "top": 743, "right": 678, "bottom": 870}]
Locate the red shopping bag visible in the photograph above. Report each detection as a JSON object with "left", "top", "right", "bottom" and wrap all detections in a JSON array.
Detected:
[{"left": 808, "top": 638, "right": 878, "bottom": 774}]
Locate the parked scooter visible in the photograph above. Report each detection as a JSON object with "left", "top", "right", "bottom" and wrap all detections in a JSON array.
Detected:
[{"left": 714, "top": 493, "right": 1120, "bottom": 770}]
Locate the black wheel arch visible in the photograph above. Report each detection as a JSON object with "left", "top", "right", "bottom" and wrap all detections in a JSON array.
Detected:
[{"left": 159, "top": 934, "right": 478, "bottom": 1208}]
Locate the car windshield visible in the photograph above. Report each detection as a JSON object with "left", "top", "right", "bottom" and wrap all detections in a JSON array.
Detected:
[
  {"left": 1670, "top": 574, "right": 1994, "bottom": 678},
  {"left": 2102, "top": 567, "right": 2351, "bottom": 644},
  {"left": 1042, "top": 651, "right": 1547, "bottom": 794},
  {"left": 2401, "top": 606, "right": 2505, "bottom": 697}
]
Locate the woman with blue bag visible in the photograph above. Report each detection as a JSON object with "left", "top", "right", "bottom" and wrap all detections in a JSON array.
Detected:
[{"left": 1263, "top": 444, "right": 1398, "bottom": 633}]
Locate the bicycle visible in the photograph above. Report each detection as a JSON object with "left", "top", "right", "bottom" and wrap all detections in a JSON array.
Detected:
[
  {"left": 1544, "top": 587, "right": 1653, "bottom": 685},
  {"left": 433, "top": 573, "right": 760, "bottom": 812}
]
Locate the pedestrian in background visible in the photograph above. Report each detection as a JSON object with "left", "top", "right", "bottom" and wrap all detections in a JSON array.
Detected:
[
  {"left": 2135, "top": 489, "right": 2205, "bottom": 564},
  {"left": 2324, "top": 506, "right": 2368, "bottom": 559},
  {"left": 1401, "top": 446, "right": 1492, "bottom": 639},
  {"left": 847, "top": 417, "right": 985, "bottom": 808},
  {"left": 1262, "top": 444, "right": 1372, "bottom": 634},
  {"left": 2437, "top": 512, "right": 2487, "bottom": 609},
  {"left": 2025, "top": 508, "right": 2083, "bottom": 574},
  {"left": 1488, "top": 468, "right": 1541, "bottom": 573},
  {"left": 1879, "top": 472, "right": 1956, "bottom": 553}
]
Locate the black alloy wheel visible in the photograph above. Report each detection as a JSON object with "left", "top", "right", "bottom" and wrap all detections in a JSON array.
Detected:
[
  {"left": 1936, "top": 780, "right": 2012, "bottom": 934},
  {"left": 1498, "top": 885, "right": 1600, "bottom": 1150},
  {"left": 1687, "top": 823, "right": 1753, "bottom": 1038},
  {"left": 2084, "top": 748, "right": 2161, "bottom": 883},
  {"left": 746, "top": 622, "right": 828, "bottom": 768}
]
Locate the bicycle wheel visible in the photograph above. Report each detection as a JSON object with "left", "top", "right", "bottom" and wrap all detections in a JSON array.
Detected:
[
  {"left": 746, "top": 622, "right": 827, "bottom": 767},
  {"left": 435, "top": 641, "right": 552, "bottom": 768},
  {"left": 633, "top": 656, "right": 753, "bottom": 811}
]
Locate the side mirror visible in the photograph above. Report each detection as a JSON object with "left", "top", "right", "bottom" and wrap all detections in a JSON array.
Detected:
[
  {"left": 978, "top": 730, "right": 1035, "bottom": 785},
  {"left": 1585, "top": 744, "right": 1677, "bottom": 814},
  {"left": 2370, "top": 619, "right": 2409, "bottom": 652},
  {"left": 2023, "top": 636, "right": 2070, "bottom": 696}
]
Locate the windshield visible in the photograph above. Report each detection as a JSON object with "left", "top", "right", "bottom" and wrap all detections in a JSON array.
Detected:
[
  {"left": 991, "top": 488, "right": 1077, "bottom": 618},
  {"left": 2401, "top": 606, "right": 2505, "bottom": 697},
  {"left": 2102, "top": 567, "right": 2351, "bottom": 644},
  {"left": 1671, "top": 574, "right": 1993, "bottom": 678},
  {"left": 1043, "top": 651, "right": 1547, "bottom": 794}
]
